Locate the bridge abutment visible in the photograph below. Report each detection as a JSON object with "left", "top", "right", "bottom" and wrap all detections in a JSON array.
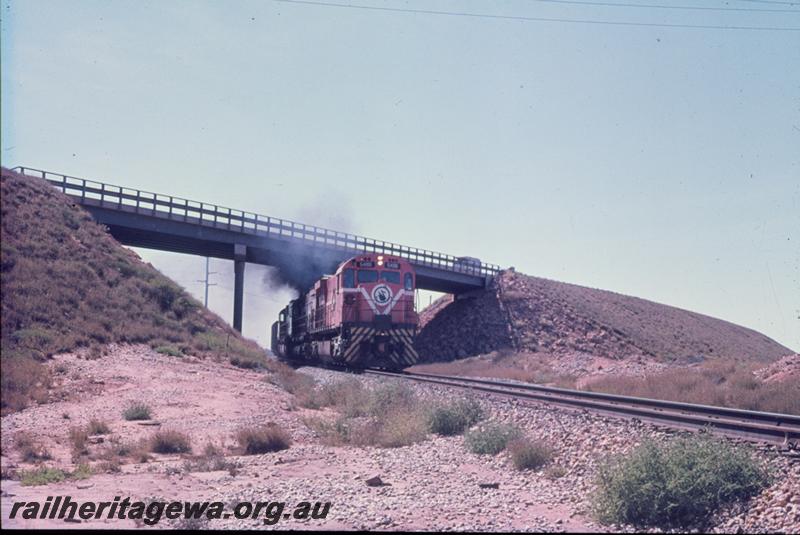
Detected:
[{"left": 233, "top": 244, "right": 246, "bottom": 332}]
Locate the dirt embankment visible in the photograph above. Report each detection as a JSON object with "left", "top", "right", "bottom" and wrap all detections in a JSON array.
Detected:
[{"left": 1, "top": 167, "right": 267, "bottom": 414}]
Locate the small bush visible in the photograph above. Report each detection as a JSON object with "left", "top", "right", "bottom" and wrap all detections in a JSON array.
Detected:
[
  {"left": 14, "top": 432, "right": 51, "bottom": 462},
  {"left": 181, "top": 440, "right": 238, "bottom": 473},
  {"left": 68, "top": 426, "right": 90, "bottom": 457},
  {"left": 148, "top": 280, "right": 183, "bottom": 312},
  {"left": 230, "top": 355, "right": 260, "bottom": 369},
  {"left": 544, "top": 464, "right": 567, "bottom": 479},
  {"left": 464, "top": 422, "right": 521, "bottom": 455},
  {"left": 72, "top": 463, "right": 92, "bottom": 480},
  {"left": 1, "top": 355, "right": 51, "bottom": 414},
  {"left": 20, "top": 466, "right": 68, "bottom": 486},
  {"left": 235, "top": 424, "right": 291, "bottom": 454},
  {"left": 155, "top": 345, "right": 183, "bottom": 357},
  {"left": 508, "top": 438, "right": 553, "bottom": 470},
  {"left": 428, "top": 398, "right": 485, "bottom": 436},
  {"left": 150, "top": 430, "right": 192, "bottom": 454},
  {"left": 268, "top": 368, "right": 317, "bottom": 395},
  {"left": 123, "top": 402, "right": 152, "bottom": 421},
  {"left": 87, "top": 419, "right": 110, "bottom": 435},
  {"left": 592, "top": 434, "right": 772, "bottom": 529},
  {"left": 367, "top": 383, "right": 418, "bottom": 416},
  {"left": 99, "top": 438, "right": 151, "bottom": 464},
  {"left": 377, "top": 410, "right": 429, "bottom": 448},
  {"left": 96, "top": 460, "right": 122, "bottom": 473},
  {"left": 317, "top": 378, "right": 372, "bottom": 417}
]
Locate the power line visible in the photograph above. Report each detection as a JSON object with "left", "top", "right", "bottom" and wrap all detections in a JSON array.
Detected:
[
  {"left": 273, "top": 0, "right": 800, "bottom": 31},
  {"left": 529, "top": 0, "right": 800, "bottom": 13},
  {"left": 736, "top": 0, "right": 799, "bottom": 6}
]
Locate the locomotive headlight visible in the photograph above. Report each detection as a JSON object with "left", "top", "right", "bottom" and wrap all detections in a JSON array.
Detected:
[{"left": 377, "top": 255, "right": 384, "bottom": 266}]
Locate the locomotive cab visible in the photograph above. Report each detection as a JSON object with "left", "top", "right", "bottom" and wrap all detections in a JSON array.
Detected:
[{"left": 270, "top": 254, "right": 420, "bottom": 370}]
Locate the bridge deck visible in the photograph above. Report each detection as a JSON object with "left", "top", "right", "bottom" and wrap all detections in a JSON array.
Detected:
[{"left": 13, "top": 166, "right": 502, "bottom": 329}]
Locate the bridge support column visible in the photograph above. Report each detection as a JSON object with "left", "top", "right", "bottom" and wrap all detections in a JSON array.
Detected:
[{"left": 233, "top": 244, "right": 246, "bottom": 332}]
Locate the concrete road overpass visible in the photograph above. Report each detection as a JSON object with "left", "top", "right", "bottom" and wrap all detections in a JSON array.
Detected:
[{"left": 14, "top": 167, "right": 503, "bottom": 332}]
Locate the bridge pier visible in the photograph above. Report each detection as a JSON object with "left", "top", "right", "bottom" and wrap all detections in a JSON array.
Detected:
[{"left": 233, "top": 244, "right": 246, "bottom": 332}]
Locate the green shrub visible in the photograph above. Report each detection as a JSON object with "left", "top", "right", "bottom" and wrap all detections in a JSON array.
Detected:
[
  {"left": 20, "top": 466, "right": 67, "bottom": 486},
  {"left": 72, "top": 463, "right": 92, "bottom": 480},
  {"left": 427, "top": 398, "right": 485, "bottom": 436},
  {"left": 464, "top": 422, "right": 521, "bottom": 455},
  {"left": 150, "top": 430, "right": 192, "bottom": 454},
  {"left": 508, "top": 438, "right": 553, "bottom": 470},
  {"left": 592, "top": 434, "right": 772, "bottom": 529},
  {"left": 123, "top": 402, "right": 151, "bottom": 421},
  {"left": 148, "top": 280, "right": 183, "bottom": 312},
  {"left": 155, "top": 345, "right": 183, "bottom": 357},
  {"left": 235, "top": 424, "right": 291, "bottom": 454}
]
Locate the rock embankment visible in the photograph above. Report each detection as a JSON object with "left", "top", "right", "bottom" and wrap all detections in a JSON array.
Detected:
[{"left": 416, "top": 269, "right": 792, "bottom": 363}]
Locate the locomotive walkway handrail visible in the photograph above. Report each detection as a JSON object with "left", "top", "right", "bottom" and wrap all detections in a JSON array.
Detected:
[{"left": 13, "top": 166, "right": 502, "bottom": 277}]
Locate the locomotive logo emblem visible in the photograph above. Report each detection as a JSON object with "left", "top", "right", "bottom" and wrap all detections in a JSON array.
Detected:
[{"left": 371, "top": 284, "right": 393, "bottom": 306}]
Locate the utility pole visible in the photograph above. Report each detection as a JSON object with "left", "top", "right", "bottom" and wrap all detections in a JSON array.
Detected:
[{"left": 196, "top": 257, "right": 217, "bottom": 308}]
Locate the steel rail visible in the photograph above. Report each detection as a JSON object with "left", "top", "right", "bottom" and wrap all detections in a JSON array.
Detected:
[
  {"left": 364, "top": 370, "right": 800, "bottom": 446},
  {"left": 407, "top": 371, "right": 800, "bottom": 427}
]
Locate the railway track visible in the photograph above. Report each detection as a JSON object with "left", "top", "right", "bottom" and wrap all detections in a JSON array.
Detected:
[{"left": 363, "top": 369, "right": 800, "bottom": 447}]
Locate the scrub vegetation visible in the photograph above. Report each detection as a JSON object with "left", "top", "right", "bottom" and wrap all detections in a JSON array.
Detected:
[
  {"left": 592, "top": 433, "right": 771, "bottom": 529},
  {"left": 0, "top": 167, "right": 272, "bottom": 414}
]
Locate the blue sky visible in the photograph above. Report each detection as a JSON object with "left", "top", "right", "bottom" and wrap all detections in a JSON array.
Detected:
[{"left": 2, "top": 0, "right": 798, "bottom": 350}]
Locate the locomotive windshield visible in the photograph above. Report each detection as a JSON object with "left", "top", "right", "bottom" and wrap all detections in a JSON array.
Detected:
[
  {"left": 343, "top": 268, "right": 355, "bottom": 288},
  {"left": 357, "top": 270, "right": 379, "bottom": 283},
  {"left": 380, "top": 271, "right": 400, "bottom": 284}
]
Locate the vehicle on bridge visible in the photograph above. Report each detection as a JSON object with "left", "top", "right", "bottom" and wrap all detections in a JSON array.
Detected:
[{"left": 271, "top": 254, "right": 419, "bottom": 370}]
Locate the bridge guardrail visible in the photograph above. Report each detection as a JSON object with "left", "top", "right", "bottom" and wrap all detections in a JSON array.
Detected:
[{"left": 12, "top": 166, "right": 502, "bottom": 277}]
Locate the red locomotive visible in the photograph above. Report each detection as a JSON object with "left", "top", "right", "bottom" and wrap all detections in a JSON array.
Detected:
[{"left": 271, "top": 254, "right": 419, "bottom": 369}]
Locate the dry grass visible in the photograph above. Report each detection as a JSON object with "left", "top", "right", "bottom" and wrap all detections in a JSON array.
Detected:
[
  {"left": 150, "top": 430, "right": 192, "bottom": 454},
  {"left": 96, "top": 437, "right": 152, "bottom": 464},
  {"left": 87, "top": 419, "right": 110, "bottom": 435},
  {"left": 585, "top": 359, "right": 799, "bottom": 415},
  {"left": 507, "top": 438, "right": 554, "bottom": 470},
  {"left": 182, "top": 442, "right": 240, "bottom": 474},
  {"left": 68, "top": 426, "right": 90, "bottom": 458},
  {"left": 1, "top": 355, "right": 51, "bottom": 414},
  {"left": 410, "top": 351, "right": 576, "bottom": 388},
  {"left": 304, "top": 381, "right": 430, "bottom": 448},
  {"left": 235, "top": 424, "right": 292, "bottom": 454},
  {"left": 123, "top": 401, "right": 152, "bottom": 421},
  {"left": 14, "top": 432, "right": 51, "bottom": 463}
]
